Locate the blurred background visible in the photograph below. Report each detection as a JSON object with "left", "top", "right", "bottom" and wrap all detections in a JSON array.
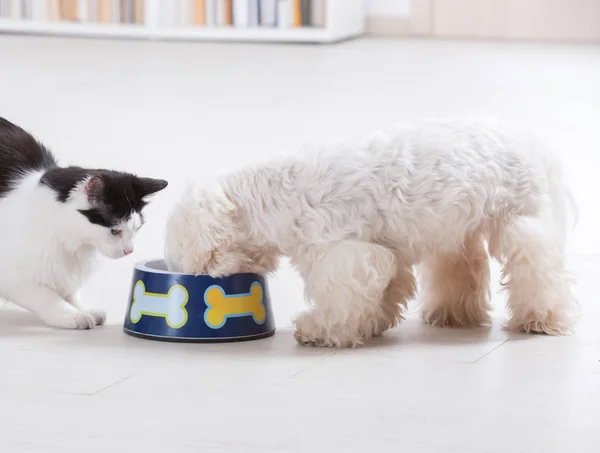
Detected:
[{"left": 1, "top": 2, "right": 600, "bottom": 452}]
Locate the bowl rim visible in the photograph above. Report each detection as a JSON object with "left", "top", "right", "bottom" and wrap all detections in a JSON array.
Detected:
[{"left": 134, "top": 259, "right": 265, "bottom": 279}]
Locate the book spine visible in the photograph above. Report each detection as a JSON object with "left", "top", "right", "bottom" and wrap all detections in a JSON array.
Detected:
[
  {"left": 223, "top": 0, "right": 232, "bottom": 25},
  {"left": 300, "top": 0, "right": 309, "bottom": 26},
  {"left": 133, "top": 0, "right": 144, "bottom": 23},
  {"left": 205, "top": 0, "right": 215, "bottom": 26},
  {"left": 119, "top": 0, "right": 129, "bottom": 22},
  {"left": 311, "top": 0, "right": 323, "bottom": 27},
  {"left": 259, "top": 0, "right": 274, "bottom": 27},
  {"left": 97, "top": 0, "right": 111, "bottom": 22},
  {"left": 176, "top": 0, "right": 184, "bottom": 26},
  {"left": 276, "top": 0, "right": 290, "bottom": 29},
  {"left": 184, "top": 0, "right": 196, "bottom": 26},
  {"left": 31, "top": 0, "right": 47, "bottom": 20},
  {"left": 248, "top": 0, "right": 259, "bottom": 26},
  {"left": 77, "top": 0, "right": 88, "bottom": 21},
  {"left": 21, "top": 0, "right": 34, "bottom": 19},
  {"left": 193, "top": 0, "right": 205, "bottom": 25},
  {"left": 9, "top": 0, "right": 22, "bottom": 19},
  {"left": 232, "top": 0, "right": 247, "bottom": 27},
  {"left": 61, "top": 0, "right": 78, "bottom": 20},
  {"left": 215, "top": 0, "right": 223, "bottom": 25},
  {"left": 48, "top": 0, "right": 61, "bottom": 21},
  {"left": 291, "top": 0, "right": 300, "bottom": 27},
  {"left": 87, "top": 0, "right": 97, "bottom": 21},
  {"left": 178, "top": 0, "right": 187, "bottom": 26},
  {"left": 111, "top": 0, "right": 119, "bottom": 21}
]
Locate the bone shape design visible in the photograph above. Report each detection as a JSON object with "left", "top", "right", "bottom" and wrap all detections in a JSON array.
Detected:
[
  {"left": 203, "top": 282, "right": 265, "bottom": 329},
  {"left": 130, "top": 281, "right": 189, "bottom": 329}
]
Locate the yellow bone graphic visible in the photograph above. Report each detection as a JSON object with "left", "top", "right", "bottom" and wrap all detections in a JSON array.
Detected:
[{"left": 203, "top": 282, "right": 265, "bottom": 328}]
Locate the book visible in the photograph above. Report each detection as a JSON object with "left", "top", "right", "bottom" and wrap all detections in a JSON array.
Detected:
[
  {"left": 8, "top": 0, "right": 22, "bottom": 18},
  {"left": 248, "top": 0, "right": 259, "bottom": 26},
  {"left": 60, "top": 0, "right": 79, "bottom": 21},
  {"left": 193, "top": 0, "right": 205, "bottom": 25},
  {"left": 292, "top": 0, "right": 300, "bottom": 27},
  {"left": 77, "top": 0, "right": 88, "bottom": 22},
  {"left": 111, "top": 0, "right": 120, "bottom": 22},
  {"left": 300, "top": 0, "right": 309, "bottom": 26},
  {"left": 48, "top": 0, "right": 61, "bottom": 20},
  {"left": 128, "top": 0, "right": 135, "bottom": 22},
  {"left": 259, "top": 0, "right": 275, "bottom": 27},
  {"left": 119, "top": 0, "right": 134, "bottom": 23},
  {"left": 215, "top": 0, "right": 223, "bottom": 25},
  {"left": 31, "top": 0, "right": 47, "bottom": 20},
  {"left": 233, "top": 0, "right": 248, "bottom": 27},
  {"left": 311, "top": 0, "right": 324, "bottom": 27},
  {"left": 133, "top": 0, "right": 144, "bottom": 24},
  {"left": 276, "top": 0, "right": 290, "bottom": 29},
  {"left": 205, "top": 0, "right": 215, "bottom": 26},
  {"left": 181, "top": 0, "right": 194, "bottom": 26},
  {"left": 21, "top": 0, "right": 33, "bottom": 19},
  {"left": 223, "top": 0, "right": 232, "bottom": 25},
  {"left": 0, "top": 0, "right": 329, "bottom": 30},
  {"left": 97, "top": 0, "right": 112, "bottom": 22}
]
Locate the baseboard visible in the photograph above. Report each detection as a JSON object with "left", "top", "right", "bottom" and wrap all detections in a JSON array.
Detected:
[{"left": 366, "top": 16, "right": 410, "bottom": 37}]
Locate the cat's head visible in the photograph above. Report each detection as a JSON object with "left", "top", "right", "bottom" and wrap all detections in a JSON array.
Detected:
[{"left": 41, "top": 167, "right": 168, "bottom": 259}]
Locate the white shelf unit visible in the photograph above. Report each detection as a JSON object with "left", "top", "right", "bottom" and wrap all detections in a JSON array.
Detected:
[{"left": 0, "top": 0, "right": 365, "bottom": 43}]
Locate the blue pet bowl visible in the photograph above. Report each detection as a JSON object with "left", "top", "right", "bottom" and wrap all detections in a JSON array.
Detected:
[{"left": 123, "top": 259, "right": 276, "bottom": 342}]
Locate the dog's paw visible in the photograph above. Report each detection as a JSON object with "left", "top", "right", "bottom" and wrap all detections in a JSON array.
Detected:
[
  {"left": 85, "top": 308, "right": 106, "bottom": 326},
  {"left": 421, "top": 304, "right": 491, "bottom": 328},
  {"left": 45, "top": 311, "right": 97, "bottom": 330},
  {"left": 505, "top": 309, "right": 575, "bottom": 336},
  {"left": 293, "top": 312, "right": 362, "bottom": 348},
  {"left": 420, "top": 290, "right": 492, "bottom": 328},
  {"left": 293, "top": 312, "right": 333, "bottom": 347},
  {"left": 293, "top": 329, "right": 331, "bottom": 347}
]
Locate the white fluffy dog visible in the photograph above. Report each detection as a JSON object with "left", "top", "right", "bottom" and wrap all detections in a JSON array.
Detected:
[{"left": 165, "top": 118, "right": 578, "bottom": 347}]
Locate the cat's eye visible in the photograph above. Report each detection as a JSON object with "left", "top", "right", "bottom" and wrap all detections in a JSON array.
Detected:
[{"left": 110, "top": 228, "right": 121, "bottom": 236}]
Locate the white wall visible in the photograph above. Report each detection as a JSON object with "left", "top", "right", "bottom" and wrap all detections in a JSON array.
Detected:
[{"left": 366, "top": 0, "right": 411, "bottom": 17}]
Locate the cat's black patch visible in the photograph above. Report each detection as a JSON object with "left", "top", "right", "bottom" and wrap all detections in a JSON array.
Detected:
[
  {"left": 0, "top": 117, "right": 57, "bottom": 198},
  {"left": 0, "top": 116, "right": 168, "bottom": 228},
  {"left": 42, "top": 167, "right": 167, "bottom": 228}
]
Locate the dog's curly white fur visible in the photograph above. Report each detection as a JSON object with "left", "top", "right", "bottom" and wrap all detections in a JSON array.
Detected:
[{"left": 165, "top": 118, "right": 578, "bottom": 347}]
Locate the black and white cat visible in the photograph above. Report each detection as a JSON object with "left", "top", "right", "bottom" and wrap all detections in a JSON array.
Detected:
[{"left": 0, "top": 117, "right": 168, "bottom": 329}]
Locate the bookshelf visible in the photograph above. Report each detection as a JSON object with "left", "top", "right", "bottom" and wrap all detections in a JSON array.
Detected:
[{"left": 0, "top": 0, "right": 365, "bottom": 43}]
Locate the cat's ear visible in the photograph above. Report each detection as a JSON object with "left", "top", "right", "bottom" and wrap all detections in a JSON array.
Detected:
[
  {"left": 83, "top": 176, "right": 105, "bottom": 203},
  {"left": 136, "top": 177, "right": 168, "bottom": 198}
]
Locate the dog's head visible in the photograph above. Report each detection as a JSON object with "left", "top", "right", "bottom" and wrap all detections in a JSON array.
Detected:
[{"left": 164, "top": 183, "right": 253, "bottom": 277}]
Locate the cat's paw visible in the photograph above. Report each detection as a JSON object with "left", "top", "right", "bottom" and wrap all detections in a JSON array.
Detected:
[
  {"left": 85, "top": 308, "right": 106, "bottom": 326},
  {"left": 45, "top": 311, "right": 97, "bottom": 330}
]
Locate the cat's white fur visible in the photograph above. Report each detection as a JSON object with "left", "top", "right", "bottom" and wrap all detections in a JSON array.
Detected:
[
  {"left": 165, "top": 118, "right": 579, "bottom": 348},
  {"left": 0, "top": 172, "right": 141, "bottom": 329}
]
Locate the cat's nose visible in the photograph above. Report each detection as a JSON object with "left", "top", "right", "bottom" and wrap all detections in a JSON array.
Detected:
[{"left": 123, "top": 248, "right": 133, "bottom": 256}]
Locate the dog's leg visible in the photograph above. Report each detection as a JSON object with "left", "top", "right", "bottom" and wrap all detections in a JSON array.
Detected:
[
  {"left": 420, "top": 233, "right": 492, "bottom": 327},
  {"left": 491, "top": 215, "right": 578, "bottom": 335},
  {"left": 292, "top": 241, "right": 396, "bottom": 348},
  {"left": 376, "top": 256, "right": 415, "bottom": 336}
]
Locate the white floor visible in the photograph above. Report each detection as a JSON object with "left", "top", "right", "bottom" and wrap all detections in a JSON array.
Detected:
[{"left": 1, "top": 35, "right": 600, "bottom": 452}]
